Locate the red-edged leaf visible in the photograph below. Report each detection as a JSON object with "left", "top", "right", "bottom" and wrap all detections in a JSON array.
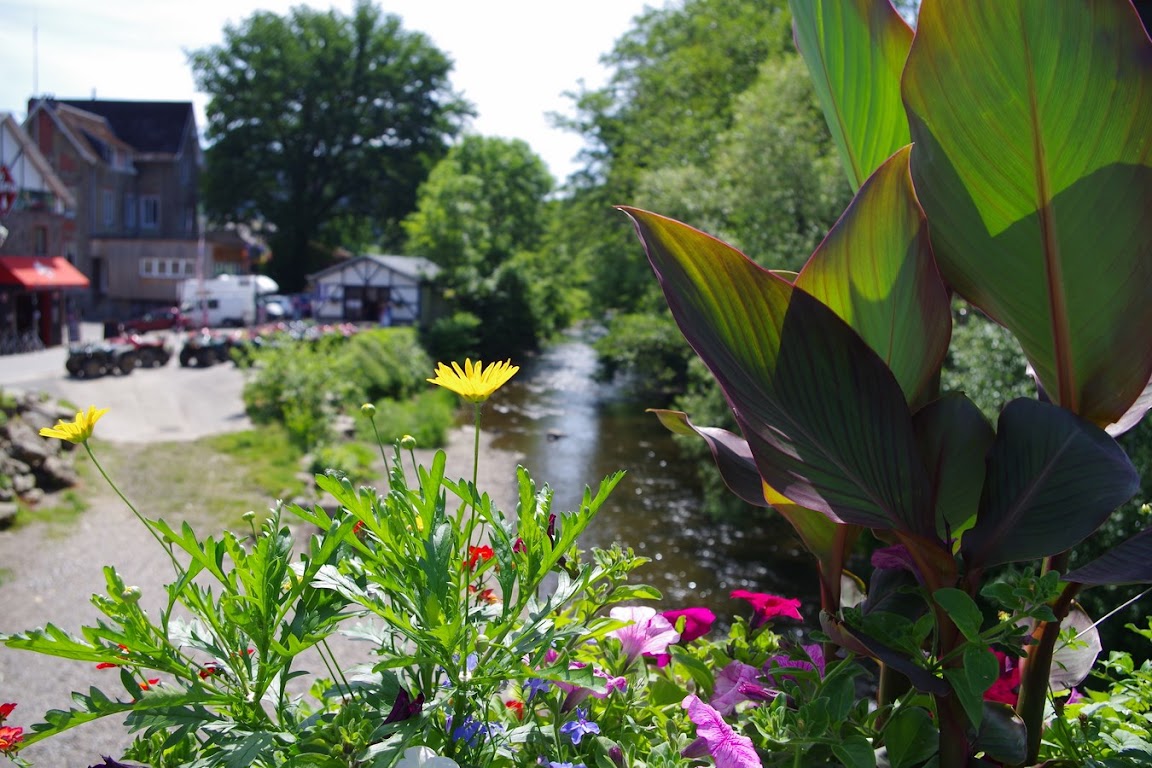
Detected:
[
  {"left": 1065, "top": 525, "right": 1152, "bottom": 586},
  {"left": 961, "top": 399, "right": 1139, "bottom": 569},
  {"left": 904, "top": 0, "right": 1152, "bottom": 426},
  {"left": 797, "top": 146, "right": 949, "bottom": 408},
  {"left": 621, "top": 208, "right": 931, "bottom": 535},
  {"left": 790, "top": 0, "right": 913, "bottom": 189}
]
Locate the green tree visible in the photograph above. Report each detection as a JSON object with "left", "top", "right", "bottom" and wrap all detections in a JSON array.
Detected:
[
  {"left": 559, "top": 0, "right": 793, "bottom": 313},
  {"left": 190, "top": 1, "right": 470, "bottom": 290},
  {"left": 403, "top": 135, "right": 562, "bottom": 355}
]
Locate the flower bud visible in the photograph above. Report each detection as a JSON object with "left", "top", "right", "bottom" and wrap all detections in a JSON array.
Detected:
[
  {"left": 361, "top": 403, "right": 377, "bottom": 416},
  {"left": 121, "top": 586, "right": 142, "bottom": 603},
  {"left": 400, "top": 434, "right": 417, "bottom": 450},
  {"left": 242, "top": 510, "right": 256, "bottom": 522}
]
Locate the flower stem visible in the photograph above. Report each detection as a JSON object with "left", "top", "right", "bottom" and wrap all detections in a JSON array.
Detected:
[{"left": 85, "top": 442, "right": 183, "bottom": 575}]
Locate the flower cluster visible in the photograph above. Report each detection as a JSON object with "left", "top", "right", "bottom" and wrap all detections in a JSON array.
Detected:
[{"left": 0, "top": 701, "right": 22, "bottom": 756}]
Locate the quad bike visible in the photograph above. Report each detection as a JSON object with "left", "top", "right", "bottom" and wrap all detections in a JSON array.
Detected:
[{"left": 65, "top": 342, "right": 139, "bottom": 378}]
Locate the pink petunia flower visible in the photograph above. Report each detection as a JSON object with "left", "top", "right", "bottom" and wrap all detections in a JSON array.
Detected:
[
  {"left": 730, "top": 590, "right": 802, "bottom": 628},
  {"left": 609, "top": 606, "right": 680, "bottom": 666},
  {"left": 682, "top": 694, "right": 762, "bottom": 768},
  {"left": 984, "top": 650, "right": 1021, "bottom": 706},
  {"left": 711, "top": 661, "right": 777, "bottom": 715},
  {"left": 650, "top": 607, "right": 716, "bottom": 667}
]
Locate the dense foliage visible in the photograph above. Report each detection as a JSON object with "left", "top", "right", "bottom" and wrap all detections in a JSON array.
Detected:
[
  {"left": 191, "top": 0, "right": 470, "bottom": 290},
  {"left": 405, "top": 136, "right": 577, "bottom": 356}
]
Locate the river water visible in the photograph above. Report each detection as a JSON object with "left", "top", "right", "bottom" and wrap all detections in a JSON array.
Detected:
[{"left": 479, "top": 332, "right": 820, "bottom": 621}]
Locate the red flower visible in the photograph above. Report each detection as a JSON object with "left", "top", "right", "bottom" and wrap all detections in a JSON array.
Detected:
[
  {"left": 984, "top": 650, "right": 1021, "bottom": 706},
  {"left": 730, "top": 590, "right": 803, "bottom": 627},
  {"left": 506, "top": 699, "right": 525, "bottom": 720},
  {"left": 353, "top": 520, "right": 366, "bottom": 536},
  {"left": 466, "top": 545, "right": 495, "bottom": 569},
  {"left": 0, "top": 725, "right": 22, "bottom": 752},
  {"left": 199, "top": 663, "right": 221, "bottom": 680},
  {"left": 0, "top": 703, "right": 14, "bottom": 720},
  {"left": 96, "top": 662, "right": 120, "bottom": 670},
  {"left": 138, "top": 678, "right": 160, "bottom": 691}
]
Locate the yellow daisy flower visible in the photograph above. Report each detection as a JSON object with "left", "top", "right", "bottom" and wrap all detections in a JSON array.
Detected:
[
  {"left": 427, "top": 359, "right": 519, "bottom": 403},
  {"left": 39, "top": 405, "right": 109, "bottom": 444}
]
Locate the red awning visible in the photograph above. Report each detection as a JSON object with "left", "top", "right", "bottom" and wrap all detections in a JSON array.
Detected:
[{"left": 0, "top": 256, "right": 90, "bottom": 290}]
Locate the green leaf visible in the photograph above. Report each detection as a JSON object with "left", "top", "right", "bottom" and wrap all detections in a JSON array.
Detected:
[
  {"left": 961, "top": 399, "right": 1139, "bottom": 568},
  {"left": 913, "top": 393, "right": 994, "bottom": 543},
  {"left": 796, "top": 144, "right": 949, "bottom": 409},
  {"left": 904, "top": 0, "right": 1152, "bottom": 426},
  {"left": 933, "top": 589, "right": 983, "bottom": 641},
  {"left": 883, "top": 705, "right": 938, "bottom": 768},
  {"left": 621, "top": 207, "right": 931, "bottom": 534},
  {"left": 833, "top": 735, "right": 877, "bottom": 768},
  {"left": 974, "top": 702, "right": 1027, "bottom": 766},
  {"left": 790, "top": 0, "right": 913, "bottom": 190},
  {"left": 942, "top": 645, "right": 999, "bottom": 730}
]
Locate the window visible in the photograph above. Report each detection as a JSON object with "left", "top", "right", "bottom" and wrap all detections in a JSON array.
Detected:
[
  {"left": 33, "top": 227, "right": 48, "bottom": 255},
  {"left": 124, "top": 194, "right": 136, "bottom": 228},
  {"left": 140, "top": 258, "right": 194, "bottom": 279},
  {"left": 102, "top": 189, "right": 114, "bottom": 228},
  {"left": 140, "top": 195, "right": 160, "bottom": 229}
]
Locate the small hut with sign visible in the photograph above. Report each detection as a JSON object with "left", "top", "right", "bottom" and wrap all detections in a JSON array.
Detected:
[{"left": 307, "top": 254, "right": 440, "bottom": 326}]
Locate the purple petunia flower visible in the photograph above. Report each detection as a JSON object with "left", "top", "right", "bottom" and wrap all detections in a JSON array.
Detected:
[
  {"left": 682, "top": 694, "right": 762, "bottom": 768},
  {"left": 711, "top": 661, "right": 777, "bottom": 715},
  {"left": 764, "top": 643, "right": 826, "bottom": 687},
  {"left": 608, "top": 606, "right": 680, "bottom": 665}
]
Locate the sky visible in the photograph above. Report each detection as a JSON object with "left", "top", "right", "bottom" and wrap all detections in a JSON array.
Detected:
[{"left": 0, "top": 0, "right": 658, "bottom": 181}]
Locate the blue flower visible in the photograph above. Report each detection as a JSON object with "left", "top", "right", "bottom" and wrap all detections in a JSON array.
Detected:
[
  {"left": 558, "top": 707, "right": 600, "bottom": 745},
  {"left": 525, "top": 677, "right": 552, "bottom": 701},
  {"left": 450, "top": 715, "right": 502, "bottom": 748}
]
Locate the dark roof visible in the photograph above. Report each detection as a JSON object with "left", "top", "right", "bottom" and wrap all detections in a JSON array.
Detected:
[{"left": 55, "top": 99, "right": 194, "bottom": 155}]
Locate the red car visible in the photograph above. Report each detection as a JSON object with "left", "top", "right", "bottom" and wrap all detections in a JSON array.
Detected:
[{"left": 121, "top": 307, "right": 186, "bottom": 333}]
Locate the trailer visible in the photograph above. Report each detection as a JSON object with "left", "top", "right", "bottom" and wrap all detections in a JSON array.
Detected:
[{"left": 178, "top": 275, "right": 278, "bottom": 328}]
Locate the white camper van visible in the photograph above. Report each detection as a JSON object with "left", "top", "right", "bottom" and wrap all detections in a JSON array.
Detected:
[{"left": 179, "top": 275, "right": 278, "bottom": 327}]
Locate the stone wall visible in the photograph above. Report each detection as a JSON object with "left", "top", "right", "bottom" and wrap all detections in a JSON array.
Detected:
[{"left": 0, "top": 391, "right": 81, "bottom": 527}]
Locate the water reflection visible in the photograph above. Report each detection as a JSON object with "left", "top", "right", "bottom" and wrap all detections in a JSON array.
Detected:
[{"left": 483, "top": 333, "right": 820, "bottom": 617}]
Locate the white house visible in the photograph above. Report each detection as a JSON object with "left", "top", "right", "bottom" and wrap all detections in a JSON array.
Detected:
[{"left": 307, "top": 254, "right": 440, "bottom": 325}]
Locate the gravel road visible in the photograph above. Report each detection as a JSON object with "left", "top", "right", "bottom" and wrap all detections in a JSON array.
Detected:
[{"left": 0, "top": 337, "right": 521, "bottom": 767}]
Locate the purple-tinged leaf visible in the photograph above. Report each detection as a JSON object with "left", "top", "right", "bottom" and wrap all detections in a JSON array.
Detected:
[
  {"left": 974, "top": 703, "right": 1027, "bottom": 766},
  {"left": 621, "top": 207, "right": 932, "bottom": 535},
  {"left": 1065, "top": 525, "right": 1152, "bottom": 586},
  {"left": 961, "top": 399, "right": 1139, "bottom": 569},
  {"left": 648, "top": 409, "right": 843, "bottom": 560},
  {"left": 913, "top": 394, "right": 994, "bottom": 544},
  {"left": 796, "top": 146, "right": 950, "bottom": 409},
  {"left": 1106, "top": 374, "right": 1152, "bottom": 437}
]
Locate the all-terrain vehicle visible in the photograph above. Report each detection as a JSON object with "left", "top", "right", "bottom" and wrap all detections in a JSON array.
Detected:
[
  {"left": 107, "top": 334, "right": 173, "bottom": 368},
  {"left": 178, "top": 330, "right": 234, "bottom": 368},
  {"left": 65, "top": 341, "right": 139, "bottom": 378}
]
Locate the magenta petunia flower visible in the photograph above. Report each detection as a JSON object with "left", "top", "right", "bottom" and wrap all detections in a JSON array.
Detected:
[
  {"left": 681, "top": 694, "right": 762, "bottom": 768},
  {"left": 730, "top": 590, "right": 802, "bottom": 628},
  {"left": 609, "top": 606, "right": 680, "bottom": 665},
  {"left": 711, "top": 661, "right": 777, "bottom": 715},
  {"left": 649, "top": 606, "right": 716, "bottom": 666}
]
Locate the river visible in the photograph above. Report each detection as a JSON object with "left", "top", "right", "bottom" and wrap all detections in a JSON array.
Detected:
[{"left": 479, "top": 331, "right": 820, "bottom": 622}]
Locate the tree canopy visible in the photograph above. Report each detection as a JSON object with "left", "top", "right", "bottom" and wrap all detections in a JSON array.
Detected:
[{"left": 190, "top": 0, "right": 470, "bottom": 290}]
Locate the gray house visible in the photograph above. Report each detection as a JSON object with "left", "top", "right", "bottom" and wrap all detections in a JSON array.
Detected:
[{"left": 307, "top": 254, "right": 440, "bottom": 325}]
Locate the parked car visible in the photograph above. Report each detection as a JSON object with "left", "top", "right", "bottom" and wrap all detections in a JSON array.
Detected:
[{"left": 121, "top": 306, "right": 186, "bottom": 334}]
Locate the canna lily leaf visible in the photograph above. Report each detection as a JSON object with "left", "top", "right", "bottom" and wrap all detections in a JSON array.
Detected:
[
  {"left": 621, "top": 207, "right": 932, "bottom": 535},
  {"left": 648, "top": 408, "right": 844, "bottom": 560},
  {"left": 912, "top": 393, "right": 994, "bottom": 544},
  {"left": 796, "top": 146, "right": 950, "bottom": 408},
  {"left": 1064, "top": 525, "right": 1152, "bottom": 586},
  {"left": 790, "top": 0, "right": 913, "bottom": 190},
  {"left": 961, "top": 399, "right": 1139, "bottom": 569},
  {"left": 1105, "top": 374, "right": 1152, "bottom": 437},
  {"left": 903, "top": 0, "right": 1152, "bottom": 426}
]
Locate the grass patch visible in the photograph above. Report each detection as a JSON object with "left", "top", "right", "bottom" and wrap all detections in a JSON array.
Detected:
[{"left": 96, "top": 426, "right": 308, "bottom": 529}]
